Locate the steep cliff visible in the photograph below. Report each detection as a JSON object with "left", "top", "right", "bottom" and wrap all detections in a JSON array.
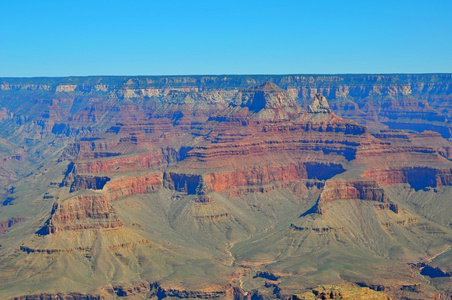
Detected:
[
  {"left": 308, "top": 93, "right": 332, "bottom": 113},
  {"left": 315, "top": 180, "right": 398, "bottom": 214},
  {"left": 105, "top": 173, "right": 163, "bottom": 200},
  {"left": 41, "top": 194, "right": 124, "bottom": 234}
]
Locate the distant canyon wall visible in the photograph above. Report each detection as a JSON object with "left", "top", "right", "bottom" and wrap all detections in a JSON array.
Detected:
[{"left": 1, "top": 74, "right": 452, "bottom": 138}]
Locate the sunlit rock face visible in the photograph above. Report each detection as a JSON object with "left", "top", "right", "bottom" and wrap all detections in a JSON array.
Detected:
[{"left": 308, "top": 93, "right": 332, "bottom": 113}]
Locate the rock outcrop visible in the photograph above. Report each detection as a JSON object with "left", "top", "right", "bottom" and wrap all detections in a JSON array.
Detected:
[
  {"left": 41, "top": 195, "right": 124, "bottom": 234},
  {"left": 239, "top": 81, "right": 297, "bottom": 111},
  {"left": 164, "top": 163, "right": 344, "bottom": 196},
  {"left": 72, "top": 151, "right": 168, "bottom": 174},
  {"left": 308, "top": 93, "right": 332, "bottom": 113},
  {"left": 315, "top": 180, "right": 398, "bottom": 214},
  {"left": 0, "top": 216, "right": 26, "bottom": 235},
  {"left": 293, "top": 285, "right": 391, "bottom": 300},
  {"left": 363, "top": 167, "right": 452, "bottom": 190},
  {"left": 106, "top": 173, "right": 163, "bottom": 201},
  {"left": 67, "top": 175, "right": 111, "bottom": 192}
]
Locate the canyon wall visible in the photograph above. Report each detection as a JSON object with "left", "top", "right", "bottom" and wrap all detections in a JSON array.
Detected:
[
  {"left": 42, "top": 194, "right": 124, "bottom": 234},
  {"left": 315, "top": 180, "right": 398, "bottom": 214},
  {"left": 1, "top": 74, "right": 452, "bottom": 140},
  {"left": 363, "top": 167, "right": 452, "bottom": 190}
]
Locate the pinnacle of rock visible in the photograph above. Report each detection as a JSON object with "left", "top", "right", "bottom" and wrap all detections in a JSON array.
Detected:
[{"left": 308, "top": 93, "right": 332, "bottom": 113}]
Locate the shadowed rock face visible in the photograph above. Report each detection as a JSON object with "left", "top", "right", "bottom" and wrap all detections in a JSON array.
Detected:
[
  {"left": 211, "top": 81, "right": 305, "bottom": 121},
  {"left": 420, "top": 265, "right": 451, "bottom": 278},
  {"left": 68, "top": 175, "right": 110, "bottom": 192},
  {"left": 0, "top": 216, "right": 26, "bottom": 235},
  {"left": 363, "top": 167, "right": 452, "bottom": 190},
  {"left": 1, "top": 78, "right": 452, "bottom": 299}
]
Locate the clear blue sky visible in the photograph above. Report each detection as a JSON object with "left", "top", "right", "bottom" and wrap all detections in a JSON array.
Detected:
[{"left": 1, "top": 0, "right": 451, "bottom": 77}]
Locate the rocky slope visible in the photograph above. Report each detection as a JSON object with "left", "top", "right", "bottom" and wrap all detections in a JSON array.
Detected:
[{"left": 0, "top": 76, "right": 452, "bottom": 299}]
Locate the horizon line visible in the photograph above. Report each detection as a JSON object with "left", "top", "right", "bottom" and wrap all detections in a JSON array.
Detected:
[{"left": 1, "top": 72, "right": 452, "bottom": 79}]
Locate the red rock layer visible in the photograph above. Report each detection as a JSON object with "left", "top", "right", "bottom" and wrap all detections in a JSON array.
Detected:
[
  {"left": 44, "top": 172, "right": 165, "bottom": 234},
  {"left": 202, "top": 163, "right": 342, "bottom": 193},
  {"left": 164, "top": 162, "right": 344, "bottom": 195},
  {"left": 362, "top": 167, "right": 452, "bottom": 190},
  {"left": 59, "top": 139, "right": 119, "bottom": 161},
  {"left": 74, "top": 151, "right": 166, "bottom": 173},
  {"left": 262, "top": 121, "right": 367, "bottom": 135},
  {"left": 316, "top": 180, "right": 398, "bottom": 214},
  {"left": 43, "top": 195, "right": 124, "bottom": 234},
  {"left": 106, "top": 173, "right": 163, "bottom": 201}
]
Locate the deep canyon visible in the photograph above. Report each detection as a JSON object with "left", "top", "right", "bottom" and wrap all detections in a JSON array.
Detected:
[{"left": 0, "top": 74, "right": 452, "bottom": 299}]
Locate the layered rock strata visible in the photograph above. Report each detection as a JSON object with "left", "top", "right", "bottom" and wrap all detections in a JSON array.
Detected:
[
  {"left": 315, "top": 180, "right": 398, "bottom": 214},
  {"left": 42, "top": 194, "right": 124, "bottom": 234},
  {"left": 363, "top": 167, "right": 452, "bottom": 190}
]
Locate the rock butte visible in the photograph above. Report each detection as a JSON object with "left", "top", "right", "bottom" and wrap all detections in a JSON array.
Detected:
[{"left": 0, "top": 75, "right": 451, "bottom": 299}]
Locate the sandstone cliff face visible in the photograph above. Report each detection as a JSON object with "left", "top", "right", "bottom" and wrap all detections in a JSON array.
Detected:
[
  {"left": 163, "top": 162, "right": 345, "bottom": 196},
  {"left": 59, "top": 139, "right": 120, "bottom": 161},
  {"left": 239, "top": 82, "right": 297, "bottom": 109},
  {"left": 42, "top": 195, "right": 124, "bottom": 234},
  {"left": 105, "top": 173, "right": 163, "bottom": 201},
  {"left": 308, "top": 93, "right": 332, "bottom": 113},
  {"left": 48, "top": 171, "right": 167, "bottom": 234},
  {"left": 315, "top": 180, "right": 398, "bottom": 214},
  {"left": 74, "top": 152, "right": 166, "bottom": 173},
  {"left": 363, "top": 167, "right": 452, "bottom": 190},
  {"left": 202, "top": 163, "right": 344, "bottom": 193},
  {"left": 47, "top": 170, "right": 164, "bottom": 234},
  {"left": 215, "top": 81, "right": 304, "bottom": 121}
]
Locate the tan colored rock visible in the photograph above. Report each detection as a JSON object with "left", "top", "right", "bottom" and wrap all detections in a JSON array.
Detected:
[
  {"left": 308, "top": 93, "right": 332, "bottom": 113},
  {"left": 294, "top": 285, "right": 391, "bottom": 300},
  {"left": 56, "top": 84, "right": 77, "bottom": 92},
  {"left": 43, "top": 194, "right": 124, "bottom": 234}
]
